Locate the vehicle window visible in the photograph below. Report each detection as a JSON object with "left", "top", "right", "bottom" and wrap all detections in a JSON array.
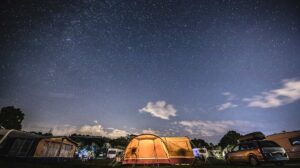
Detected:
[
  {"left": 289, "top": 137, "right": 300, "bottom": 146},
  {"left": 232, "top": 146, "right": 239, "bottom": 152},
  {"left": 108, "top": 151, "right": 116, "bottom": 154},
  {"left": 247, "top": 143, "right": 257, "bottom": 149},
  {"left": 259, "top": 141, "right": 280, "bottom": 147},
  {"left": 239, "top": 144, "right": 249, "bottom": 150}
]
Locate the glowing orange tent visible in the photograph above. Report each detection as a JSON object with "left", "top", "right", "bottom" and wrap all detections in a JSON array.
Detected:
[
  {"left": 162, "top": 137, "right": 195, "bottom": 165},
  {"left": 122, "top": 134, "right": 194, "bottom": 165}
]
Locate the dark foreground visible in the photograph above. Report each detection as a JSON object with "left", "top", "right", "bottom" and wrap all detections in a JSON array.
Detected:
[{"left": 1, "top": 159, "right": 300, "bottom": 168}]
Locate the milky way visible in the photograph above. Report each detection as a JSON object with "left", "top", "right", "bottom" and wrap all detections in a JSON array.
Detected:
[{"left": 0, "top": 0, "right": 300, "bottom": 143}]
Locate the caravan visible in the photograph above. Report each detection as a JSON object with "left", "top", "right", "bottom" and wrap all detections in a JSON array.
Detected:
[{"left": 266, "top": 131, "right": 300, "bottom": 160}]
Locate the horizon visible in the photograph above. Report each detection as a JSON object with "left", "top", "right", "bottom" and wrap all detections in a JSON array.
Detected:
[{"left": 1, "top": 0, "right": 300, "bottom": 144}]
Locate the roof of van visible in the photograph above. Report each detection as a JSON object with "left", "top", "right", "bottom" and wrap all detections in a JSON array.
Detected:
[{"left": 108, "top": 148, "right": 124, "bottom": 150}]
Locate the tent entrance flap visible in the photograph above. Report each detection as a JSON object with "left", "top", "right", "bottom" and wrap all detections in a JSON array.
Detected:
[{"left": 123, "top": 134, "right": 170, "bottom": 165}]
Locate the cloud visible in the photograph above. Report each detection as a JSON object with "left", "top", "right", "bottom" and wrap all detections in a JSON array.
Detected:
[
  {"left": 51, "top": 124, "right": 129, "bottom": 139},
  {"left": 216, "top": 92, "right": 238, "bottom": 111},
  {"left": 223, "top": 92, "right": 236, "bottom": 101},
  {"left": 244, "top": 79, "right": 300, "bottom": 108},
  {"left": 217, "top": 102, "right": 238, "bottom": 111},
  {"left": 142, "top": 128, "right": 160, "bottom": 135},
  {"left": 52, "top": 125, "right": 78, "bottom": 136},
  {"left": 108, "top": 129, "right": 130, "bottom": 139},
  {"left": 175, "top": 120, "right": 263, "bottom": 138},
  {"left": 77, "top": 125, "right": 107, "bottom": 136},
  {"left": 139, "top": 101, "right": 177, "bottom": 120}
]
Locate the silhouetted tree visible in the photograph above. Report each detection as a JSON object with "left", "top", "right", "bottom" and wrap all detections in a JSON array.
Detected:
[
  {"left": 191, "top": 138, "right": 209, "bottom": 148},
  {"left": 218, "top": 130, "right": 241, "bottom": 149},
  {"left": 69, "top": 134, "right": 110, "bottom": 147},
  {"left": 30, "top": 131, "right": 53, "bottom": 136},
  {"left": 0, "top": 106, "right": 24, "bottom": 130},
  {"left": 109, "top": 136, "right": 130, "bottom": 148}
]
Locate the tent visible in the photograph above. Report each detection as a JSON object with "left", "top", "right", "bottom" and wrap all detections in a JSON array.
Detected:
[
  {"left": 0, "top": 129, "right": 77, "bottom": 159},
  {"left": 122, "top": 134, "right": 194, "bottom": 165},
  {"left": 34, "top": 137, "right": 77, "bottom": 158},
  {"left": 161, "top": 137, "right": 195, "bottom": 165},
  {"left": 123, "top": 134, "right": 170, "bottom": 165}
]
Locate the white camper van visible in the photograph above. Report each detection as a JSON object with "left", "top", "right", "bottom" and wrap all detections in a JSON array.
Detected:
[{"left": 107, "top": 148, "right": 123, "bottom": 159}]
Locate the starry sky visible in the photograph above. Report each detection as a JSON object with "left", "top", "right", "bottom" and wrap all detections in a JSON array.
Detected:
[{"left": 0, "top": 0, "right": 300, "bottom": 143}]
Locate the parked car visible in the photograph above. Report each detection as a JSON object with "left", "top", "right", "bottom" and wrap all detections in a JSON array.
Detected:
[
  {"left": 98, "top": 152, "right": 105, "bottom": 158},
  {"left": 193, "top": 148, "right": 209, "bottom": 161},
  {"left": 208, "top": 149, "right": 223, "bottom": 160},
  {"left": 225, "top": 140, "right": 289, "bottom": 166},
  {"left": 106, "top": 148, "right": 123, "bottom": 159},
  {"left": 198, "top": 148, "right": 209, "bottom": 161}
]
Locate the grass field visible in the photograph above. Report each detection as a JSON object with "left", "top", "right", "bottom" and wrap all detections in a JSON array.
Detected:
[{"left": 1, "top": 159, "right": 300, "bottom": 168}]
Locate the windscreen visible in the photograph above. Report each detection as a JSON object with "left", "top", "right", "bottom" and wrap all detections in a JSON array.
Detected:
[{"left": 108, "top": 150, "right": 116, "bottom": 154}]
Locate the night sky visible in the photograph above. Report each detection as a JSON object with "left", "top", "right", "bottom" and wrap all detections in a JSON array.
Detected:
[{"left": 1, "top": 0, "right": 300, "bottom": 143}]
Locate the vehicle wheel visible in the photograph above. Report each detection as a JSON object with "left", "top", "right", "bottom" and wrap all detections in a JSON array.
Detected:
[{"left": 249, "top": 156, "right": 259, "bottom": 166}]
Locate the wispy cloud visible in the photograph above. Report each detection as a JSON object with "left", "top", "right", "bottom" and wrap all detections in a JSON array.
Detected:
[
  {"left": 244, "top": 78, "right": 300, "bottom": 108},
  {"left": 217, "top": 102, "right": 238, "bottom": 111},
  {"left": 223, "top": 92, "right": 236, "bottom": 101},
  {"left": 142, "top": 128, "right": 160, "bottom": 135},
  {"left": 174, "top": 120, "right": 263, "bottom": 137},
  {"left": 51, "top": 124, "right": 129, "bottom": 139},
  {"left": 139, "top": 101, "right": 177, "bottom": 120},
  {"left": 106, "top": 129, "right": 129, "bottom": 138},
  {"left": 217, "top": 92, "right": 238, "bottom": 111}
]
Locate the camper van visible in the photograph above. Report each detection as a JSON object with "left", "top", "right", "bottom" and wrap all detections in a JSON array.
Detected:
[
  {"left": 107, "top": 148, "right": 123, "bottom": 159},
  {"left": 266, "top": 131, "right": 300, "bottom": 160}
]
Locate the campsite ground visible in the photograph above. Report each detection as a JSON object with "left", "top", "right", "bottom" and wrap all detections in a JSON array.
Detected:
[{"left": 1, "top": 159, "right": 300, "bottom": 168}]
